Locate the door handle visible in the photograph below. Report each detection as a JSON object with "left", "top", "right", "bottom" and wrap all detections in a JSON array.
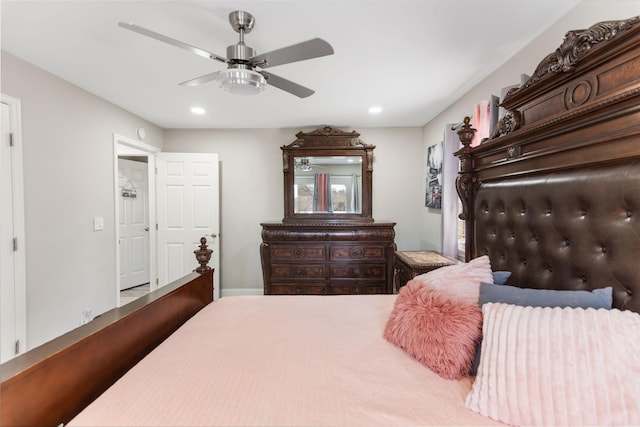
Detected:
[
  {"left": 209, "top": 233, "right": 218, "bottom": 239},
  {"left": 145, "top": 227, "right": 149, "bottom": 231}
]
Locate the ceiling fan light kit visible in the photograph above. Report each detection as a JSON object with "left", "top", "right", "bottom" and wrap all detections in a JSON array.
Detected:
[
  {"left": 219, "top": 68, "right": 266, "bottom": 95},
  {"left": 118, "top": 10, "right": 334, "bottom": 98}
]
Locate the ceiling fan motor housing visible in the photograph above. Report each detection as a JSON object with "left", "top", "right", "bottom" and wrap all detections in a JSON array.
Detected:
[{"left": 227, "top": 43, "right": 255, "bottom": 64}]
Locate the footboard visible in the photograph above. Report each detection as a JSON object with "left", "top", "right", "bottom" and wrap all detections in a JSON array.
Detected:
[{"left": 0, "top": 270, "right": 213, "bottom": 427}]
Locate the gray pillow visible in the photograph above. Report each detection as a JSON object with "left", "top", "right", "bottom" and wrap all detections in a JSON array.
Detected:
[
  {"left": 478, "top": 283, "right": 612, "bottom": 308},
  {"left": 491, "top": 271, "right": 511, "bottom": 285},
  {"left": 470, "top": 284, "right": 613, "bottom": 375}
]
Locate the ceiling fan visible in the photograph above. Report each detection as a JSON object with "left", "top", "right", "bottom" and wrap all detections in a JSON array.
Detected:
[
  {"left": 295, "top": 157, "right": 328, "bottom": 172},
  {"left": 118, "top": 10, "right": 334, "bottom": 98}
]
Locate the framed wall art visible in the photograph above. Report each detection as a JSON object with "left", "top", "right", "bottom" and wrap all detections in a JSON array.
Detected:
[{"left": 425, "top": 141, "right": 443, "bottom": 209}]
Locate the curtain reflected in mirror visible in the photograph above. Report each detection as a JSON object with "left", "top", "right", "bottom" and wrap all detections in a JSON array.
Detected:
[{"left": 294, "top": 156, "right": 362, "bottom": 213}]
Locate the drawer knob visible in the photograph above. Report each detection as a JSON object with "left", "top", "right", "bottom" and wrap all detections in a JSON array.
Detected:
[{"left": 294, "top": 248, "right": 303, "bottom": 257}]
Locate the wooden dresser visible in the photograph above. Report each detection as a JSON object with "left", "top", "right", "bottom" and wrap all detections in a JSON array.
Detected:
[
  {"left": 262, "top": 126, "right": 396, "bottom": 295},
  {"left": 261, "top": 221, "right": 396, "bottom": 295}
]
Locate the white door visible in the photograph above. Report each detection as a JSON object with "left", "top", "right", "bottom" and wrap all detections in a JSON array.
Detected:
[
  {"left": 156, "top": 153, "right": 220, "bottom": 300},
  {"left": 113, "top": 134, "right": 158, "bottom": 304},
  {"left": 1, "top": 97, "right": 26, "bottom": 362},
  {"left": 117, "top": 158, "right": 150, "bottom": 290}
]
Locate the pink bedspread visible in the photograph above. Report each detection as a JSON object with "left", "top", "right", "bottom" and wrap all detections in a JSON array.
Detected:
[{"left": 69, "top": 295, "right": 502, "bottom": 426}]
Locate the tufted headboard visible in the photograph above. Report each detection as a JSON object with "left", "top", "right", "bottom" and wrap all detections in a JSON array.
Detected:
[{"left": 455, "top": 16, "right": 640, "bottom": 312}]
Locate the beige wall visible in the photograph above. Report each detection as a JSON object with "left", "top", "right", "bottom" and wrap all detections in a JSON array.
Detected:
[
  {"left": 1, "top": 51, "right": 425, "bottom": 346},
  {"left": 163, "top": 126, "right": 425, "bottom": 295},
  {"left": 4, "top": 0, "right": 638, "bottom": 348},
  {"left": 1, "top": 51, "right": 164, "bottom": 349},
  {"left": 420, "top": 0, "right": 640, "bottom": 251}
]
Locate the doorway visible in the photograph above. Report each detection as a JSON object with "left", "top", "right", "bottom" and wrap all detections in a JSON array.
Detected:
[
  {"left": 1, "top": 94, "right": 26, "bottom": 362},
  {"left": 113, "top": 134, "right": 158, "bottom": 306},
  {"left": 113, "top": 136, "right": 220, "bottom": 304},
  {"left": 113, "top": 135, "right": 221, "bottom": 305},
  {"left": 117, "top": 157, "right": 150, "bottom": 291}
]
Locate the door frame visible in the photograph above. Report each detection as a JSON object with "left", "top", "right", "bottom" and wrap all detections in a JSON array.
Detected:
[
  {"left": 1, "top": 94, "right": 26, "bottom": 357},
  {"left": 113, "top": 133, "right": 159, "bottom": 306}
]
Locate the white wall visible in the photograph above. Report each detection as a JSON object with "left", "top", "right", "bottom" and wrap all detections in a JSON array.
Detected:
[
  {"left": 163, "top": 126, "right": 425, "bottom": 295},
  {"left": 1, "top": 51, "right": 164, "bottom": 349},
  {"left": 420, "top": 1, "right": 640, "bottom": 251}
]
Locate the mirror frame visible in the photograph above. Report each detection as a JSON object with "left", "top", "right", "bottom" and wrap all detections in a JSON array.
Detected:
[{"left": 282, "top": 127, "right": 375, "bottom": 223}]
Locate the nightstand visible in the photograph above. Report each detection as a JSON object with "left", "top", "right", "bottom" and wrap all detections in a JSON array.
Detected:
[{"left": 393, "top": 250, "right": 458, "bottom": 292}]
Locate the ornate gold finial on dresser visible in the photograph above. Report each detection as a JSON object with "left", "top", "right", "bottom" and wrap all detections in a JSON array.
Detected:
[{"left": 260, "top": 127, "right": 396, "bottom": 295}]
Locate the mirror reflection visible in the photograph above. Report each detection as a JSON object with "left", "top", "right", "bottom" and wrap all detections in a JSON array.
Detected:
[{"left": 293, "top": 156, "right": 362, "bottom": 213}]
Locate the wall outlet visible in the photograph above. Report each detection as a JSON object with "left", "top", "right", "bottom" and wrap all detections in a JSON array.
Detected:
[{"left": 80, "top": 308, "right": 92, "bottom": 325}]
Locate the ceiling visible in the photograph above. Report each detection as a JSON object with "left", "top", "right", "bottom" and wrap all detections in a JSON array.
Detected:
[{"left": 1, "top": 1, "right": 581, "bottom": 129}]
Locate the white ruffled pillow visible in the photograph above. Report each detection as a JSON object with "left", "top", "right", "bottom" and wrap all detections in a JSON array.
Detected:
[
  {"left": 411, "top": 255, "right": 493, "bottom": 304},
  {"left": 466, "top": 303, "right": 640, "bottom": 426}
]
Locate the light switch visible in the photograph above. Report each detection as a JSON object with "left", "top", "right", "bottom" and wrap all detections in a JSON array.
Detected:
[{"left": 93, "top": 217, "right": 104, "bottom": 231}]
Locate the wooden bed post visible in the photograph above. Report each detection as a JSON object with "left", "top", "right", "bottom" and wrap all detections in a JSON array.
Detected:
[
  {"left": 194, "top": 236, "right": 213, "bottom": 273},
  {"left": 454, "top": 117, "right": 477, "bottom": 262}
]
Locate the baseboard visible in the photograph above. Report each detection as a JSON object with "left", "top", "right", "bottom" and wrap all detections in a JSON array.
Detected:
[{"left": 220, "top": 288, "right": 264, "bottom": 297}]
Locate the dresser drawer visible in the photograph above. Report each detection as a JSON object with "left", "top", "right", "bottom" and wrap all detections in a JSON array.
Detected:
[
  {"left": 330, "top": 245, "right": 386, "bottom": 261},
  {"left": 329, "top": 282, "right": 385, "bottom": 295},
  {"left": 330, "top": 263, "right": 385, "bottom": 279},
  {"left": 270, "top": 283, "right": 326, "bottom": 295},
  {"left": 271, "top": 264, "right": 326, "bottom": 279},
  {"left": 270, "top": 244, "right": 326, "bottom": 261}
]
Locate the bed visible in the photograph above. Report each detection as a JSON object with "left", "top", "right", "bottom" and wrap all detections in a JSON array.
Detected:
[{"left": 3, "top": 15, "right": 640, "bottom": 427}]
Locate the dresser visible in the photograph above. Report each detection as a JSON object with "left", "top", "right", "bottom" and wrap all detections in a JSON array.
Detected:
[
  {"left": 261, "top": 222, "right": 396, "bottom": 295},
  {"left": 393, "top": 250, "right": 458, "bottom": 292},
  {"left": 262, "top": 126, "right": 396, "bottom": 295}
]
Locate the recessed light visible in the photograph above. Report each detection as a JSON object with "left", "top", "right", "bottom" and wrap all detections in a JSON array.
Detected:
[
  {"left": 190, "top": 106, "right": 206, "bottom": 115},
  {"left": 368, "top": 106, "right": 382, "bottom": 114}
]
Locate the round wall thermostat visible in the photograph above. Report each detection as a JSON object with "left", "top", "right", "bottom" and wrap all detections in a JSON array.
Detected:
[{"left": 136, "top": 127, "right": 146, "bottom": 139}]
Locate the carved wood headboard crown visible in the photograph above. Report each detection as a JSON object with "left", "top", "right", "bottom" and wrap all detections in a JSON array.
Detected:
[{"left": 492, "top": 15, "right": 640, "bottom": 140}]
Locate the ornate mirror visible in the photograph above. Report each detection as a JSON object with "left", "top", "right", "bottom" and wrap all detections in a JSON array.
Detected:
[{"left": 282, "top": 127, "right": 374, "bottom": 222}]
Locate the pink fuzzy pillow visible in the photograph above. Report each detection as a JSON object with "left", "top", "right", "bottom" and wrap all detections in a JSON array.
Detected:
[
  {"left": 384, "top": 280, "right": 483, "bottom": 380},
  {"left": 411, "top": 255, "right": 493, "bottom": 304}
]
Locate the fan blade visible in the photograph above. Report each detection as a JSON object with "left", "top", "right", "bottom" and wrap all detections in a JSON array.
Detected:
[
  {"left": 250, "top": 38, "right": 333, "bottom": 69},
  {"left": 118, "top": 22, "right": 228, "bottom": 64},
  {"left": 261, "top": 71, "right": 315, "bottom": 98},
  {"left": 179, "top": 71, "right": 222, "bottom": 87}
]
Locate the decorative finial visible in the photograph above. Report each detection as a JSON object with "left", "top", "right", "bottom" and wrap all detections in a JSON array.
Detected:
[
  {"left": 194, "top": 237, "right": 213, "bottom": 273},
  {"left": 457, "top": 116, "right": 476, "bottom": 148}
]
